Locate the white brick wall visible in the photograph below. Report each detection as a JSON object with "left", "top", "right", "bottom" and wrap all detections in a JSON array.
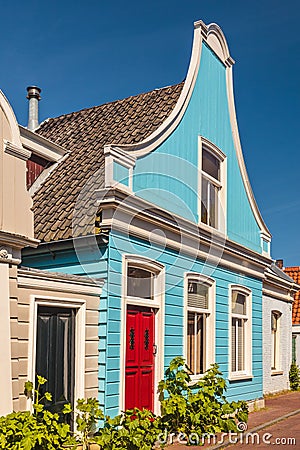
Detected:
[
  {"left": 292, "top": 326, "right": 300, "bottom": 366},
  {"left": 263, "top": 295, "right": 292, "bottom": 394}
]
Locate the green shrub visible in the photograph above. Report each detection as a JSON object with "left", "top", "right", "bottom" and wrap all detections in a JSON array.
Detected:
[
  {"left": 0, "top": 376, "right": 70, "bottom": 450},
  {"left": 0, "top": 360, "right": 249, "bottom": 449},
  {"left": 289, "top": 362, "right": 300, "bottom": 391},
  {"left": 95, "top": 408, "right": 162, "bottom": 450},
  {"left": 158, "top": 356, "right": 248, "bottom": 438}
]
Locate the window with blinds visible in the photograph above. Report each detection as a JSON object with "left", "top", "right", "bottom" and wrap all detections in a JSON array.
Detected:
[
  {"left": 186, "top": 279, "right": 211, "bottom": 375},
  {"left": 187, "top": 281, "right": 209, "bottom": 309}
]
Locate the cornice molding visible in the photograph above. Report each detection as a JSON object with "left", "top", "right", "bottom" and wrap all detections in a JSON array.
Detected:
[
  {"left": 4, "top": 140, "right": 31, "bottom": 161},
  {"left": 17, "top": 267, "right": 103, "bottom": 296},
  {"left": 19, "top": 125, "right": 68, "bottom": 162},
  {"left": 0, "top": 230, "right": 39, "bottom": 249},
  {"left": 97, "top": 188, "right": 271, "bottom": 278},
  {"left": 262, "top": 287, "right": 294, "bottom": 303}
]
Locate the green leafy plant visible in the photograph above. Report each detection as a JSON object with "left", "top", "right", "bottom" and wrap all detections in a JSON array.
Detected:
[
  {"left": 289, "top": 362, "right": 300, "bottom": 391},
  {"left": 0, "top": 375, "right": 70, "bottom": 449},
  {"left": 94, "top": 408, "right": 162, "bottom": 450},
  {"left": 158, "top": 357, "right": 248, "bottom": 439},
  {"left": 63, "top": 397, "right": 104, "bottom": 449}
]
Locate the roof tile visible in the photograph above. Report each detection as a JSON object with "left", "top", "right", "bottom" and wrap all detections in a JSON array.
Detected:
[{"left": 284, "top": 266, "right": 300, "bottom": 325}]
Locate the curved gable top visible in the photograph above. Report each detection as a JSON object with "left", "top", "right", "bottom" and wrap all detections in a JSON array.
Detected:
[
  {"left": 0, "top": 89, "right": 23, "bottom": 148},
  {"left": 109, "top": 20, "right": 270, "bottom": 239}
]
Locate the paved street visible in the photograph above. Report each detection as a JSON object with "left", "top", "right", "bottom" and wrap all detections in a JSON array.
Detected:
[
  {"left": 167, "top": 391, "right": 300, "bottom": 449},
  {"left": 227, "top": 411, "right": 300, "bottom": 449}
]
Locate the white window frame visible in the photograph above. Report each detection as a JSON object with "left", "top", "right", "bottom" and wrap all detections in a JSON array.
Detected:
[
  {"left": 271, "top": 310, "right": 281, "bottom": 373},
  {"left": 229, "top": 285, "right": 252, "bottom": 380},
  {"left": 27, "top": 295, "right": 86, "bottom": 411},
  {"left": 198, "top": 136, "right": 227, "bottom": 234},
  {"left": 119, "top": 255, "right": 165, "bottom": 415},
  {"left": 184, "top": 273, "right": 215, "bottom": 380}
]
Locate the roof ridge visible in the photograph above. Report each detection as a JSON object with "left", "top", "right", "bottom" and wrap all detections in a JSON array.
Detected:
[{"left": 37, "top": 81, "right": 184, "bottom": 130}]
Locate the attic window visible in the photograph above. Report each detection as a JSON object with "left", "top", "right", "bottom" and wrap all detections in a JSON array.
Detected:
[
  {"left": 26, "top": 154, "right": 51, "bottom": 189},
  {"left": 199, "top": 137, "right": 226, "bottom": 233}
]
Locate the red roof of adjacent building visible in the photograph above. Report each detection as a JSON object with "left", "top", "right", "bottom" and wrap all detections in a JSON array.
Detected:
[{"left": 284, "top": 266, "right": 300, "bottom": 325}]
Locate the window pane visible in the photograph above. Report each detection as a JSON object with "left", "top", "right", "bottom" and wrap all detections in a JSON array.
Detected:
[
  {"left": 232, "top": 292, "right": 246, "bottom": 315},
  {"left": 187, "top": 281, "right": 209, "bottom": 309},
  {"left": 127, "top": 267, "right": 153, "bottom": 299},
  {"left": 237, "top": 319, "right": 244, "bottom": 371},
  {"left": 196, "top": 314, "right": 204, "bottom": 374},
  {"left": 271, "top": 312, "right": 278, "bottom": 331},
  {"left": 231, "top": 318, "right": 237, "bottom": 372},
  {"left": 201, "top": 178, "right": 208, "bottom": 224},
  {"left": 187, "top": 312, "right": 195, "bottom": 374},
  {"left": 209, "top": 183, "right": 218, "bottom": 228},
  {"left": 292, "top": 336, "right": 296, "bottom": 364},
  {"left": 271, "top": 329, "right": 276, "bottom": 369},
  {"left": 202, "top": 149, "right": 220, "bottom": 181},
  {"left": 232, "top": 318, "right": 244, "bottom": 372},
  {"left": 187, "top": 312, "right": 204, "bottom": 375}
]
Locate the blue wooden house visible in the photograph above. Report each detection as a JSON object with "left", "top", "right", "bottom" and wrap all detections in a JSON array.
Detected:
[{"left": 23, "top": 20, "right": 273, "bottom": 416}]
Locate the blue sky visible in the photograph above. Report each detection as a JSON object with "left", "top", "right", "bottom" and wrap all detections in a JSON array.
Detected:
[{"left": 1, "top": 0, "right": 299, "bottom": 266}]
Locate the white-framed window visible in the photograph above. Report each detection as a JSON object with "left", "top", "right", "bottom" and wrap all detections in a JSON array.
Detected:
[
  {"left": 199, "top": 137, "right": 226, "bottom": 232},
  {"left": 104, "top": 145, "right": 136, "bottom": 191},
  {"left": 229, "top": 285, "right": 252, "bottom": 379},
  {"left": 184, "top": 273, "right": 215, "bottom": 378},
  {"left": 271, "top": 311, "right": 281, "bottom": 371}
]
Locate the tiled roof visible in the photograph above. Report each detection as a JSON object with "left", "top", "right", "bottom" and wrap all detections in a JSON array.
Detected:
[
  {"left": 33, "top": 82, "right": 184, "bottom": 242},
  {"left": 284, "top": 266, "right": 300, "bottom": 325}
]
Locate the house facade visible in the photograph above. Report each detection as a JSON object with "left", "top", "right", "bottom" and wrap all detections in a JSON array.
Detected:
[
  {"left": 262, "top": 264, "right": 298, "bottom": 394},
  {"left": 22, "top": 20, "right": 278, "bottom": 417},
  {"left": 0, "top": 88, "right": 103, "bottom": 416}
]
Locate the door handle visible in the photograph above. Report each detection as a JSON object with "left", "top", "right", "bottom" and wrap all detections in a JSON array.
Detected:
[{"left": 153, "top": 344, "right": 157, "bottom": 355}]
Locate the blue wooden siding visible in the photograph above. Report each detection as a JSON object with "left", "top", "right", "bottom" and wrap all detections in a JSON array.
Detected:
[
  {"left": 105, "top": 230, "right": 263, "bottom": 417},
  {"left": 133, "top": 43, "right": 261, "bottom": 253},
  {"left": 22, "top": 229, "right": 263, "bottom": 416}
]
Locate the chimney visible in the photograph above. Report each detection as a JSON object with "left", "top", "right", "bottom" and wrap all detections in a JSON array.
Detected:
[
  {"left": 26, "top": 86, "right": 41, "bottom": 131},
  {"left": 275, "top": 259, "right": 284, "bottom": 269}
]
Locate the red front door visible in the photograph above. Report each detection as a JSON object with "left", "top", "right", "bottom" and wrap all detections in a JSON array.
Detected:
[{"left": 125, "top": 306, "right": 155, "bottom": 411}]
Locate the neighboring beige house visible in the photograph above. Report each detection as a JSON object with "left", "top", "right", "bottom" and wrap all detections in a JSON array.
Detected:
[{"left": 0, "top": 88, "right": 103, "bottom": 416}]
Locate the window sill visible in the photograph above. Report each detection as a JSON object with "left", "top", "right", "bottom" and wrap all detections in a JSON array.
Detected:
[
  {"left": 271, "top": 370, "right": 283, "bottom": 376},
  {"left": 188, "top": 374, "right": 205, "bottom": 385},
  {"left": 198, "top": 221, "right": 226, "bottom": 238},
  {"left": 228, "top": 373, "right": 253, "bottom": 381}
]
